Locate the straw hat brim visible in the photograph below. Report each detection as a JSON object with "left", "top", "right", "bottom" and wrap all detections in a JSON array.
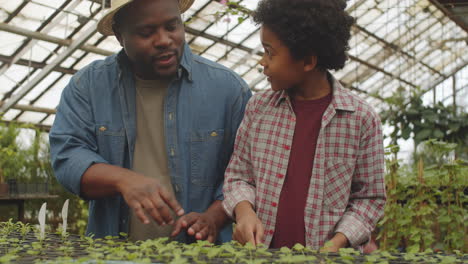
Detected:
[{"left": 97, "top": 0, "right": 195, "bottom": 36}]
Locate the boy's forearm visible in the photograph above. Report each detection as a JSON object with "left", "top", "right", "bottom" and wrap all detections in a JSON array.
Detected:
[
  {"left": 335, "top": 197, "right": 385, "bottom": 246},
  {"left": 330, "top": 232, "right": 349, "bottom": 248},
  {"left": 234, "top": 200, "right": 255, "bottom": 221},
  {"left": 321, "top": 232, "right": 350, "bottom": 252}
]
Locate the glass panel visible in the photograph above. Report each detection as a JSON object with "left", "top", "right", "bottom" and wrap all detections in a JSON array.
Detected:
[
  {"left": 0, "top": 0, "right": 467, "bottom": 126},
  {"left": 17, "top": 111, "right": 48, "bottom": 123}
]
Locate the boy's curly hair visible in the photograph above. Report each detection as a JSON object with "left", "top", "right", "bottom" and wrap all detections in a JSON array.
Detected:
[{"left": 253, "top": 0, "right": 355, "bottom": 71}]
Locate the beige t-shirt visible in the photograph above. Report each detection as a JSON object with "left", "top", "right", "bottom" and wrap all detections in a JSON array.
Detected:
[{"left": 129, "top": 75, "right": 175, "bottom": 241}]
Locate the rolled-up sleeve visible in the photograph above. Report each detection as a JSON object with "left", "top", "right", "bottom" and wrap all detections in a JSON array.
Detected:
[
  {"left": 49, "top": 73, "right": 108, "bottom": 197},
  {"left": 222, "top": 98, "right": 257, "bottom": 219},
  {"left": 334, "top": 110, "right": 386, "bottom": 247},
  {"left": 214, "top": 77, "right": 252, "bottom": 202}
]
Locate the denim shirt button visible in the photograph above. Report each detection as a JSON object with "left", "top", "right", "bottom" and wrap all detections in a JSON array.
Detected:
[{"left": 177, "top": 68, "right": 182, "bottom": 78}]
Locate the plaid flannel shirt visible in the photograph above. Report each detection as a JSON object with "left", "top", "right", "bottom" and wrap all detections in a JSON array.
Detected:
[{"left": 223, "top": 74, "right": 386, "bottom": 249}]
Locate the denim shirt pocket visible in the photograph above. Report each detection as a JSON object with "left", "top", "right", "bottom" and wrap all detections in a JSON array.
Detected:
[
  {"left": 95, "top": 124, "right": 126, "bottom": 166},
  {"left": 323, "top": 158, "right": 356, "bottom": 209},
  {"left": 190, "top": 129, "right": 225, "bottom": 188}
]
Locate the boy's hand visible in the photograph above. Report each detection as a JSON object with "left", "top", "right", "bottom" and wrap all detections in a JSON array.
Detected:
[{"left": 233, "top": 201, "right": 264, "bottom": 246}]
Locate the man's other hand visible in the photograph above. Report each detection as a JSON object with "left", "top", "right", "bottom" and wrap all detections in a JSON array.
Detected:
[
  {"left": 171, "top": 212, "right": 218, "bottom": 242},
  {"left": 171, "top": 200, "right": 227, "bottom": 243},
  {"left": 118, "top": 173, "right": 184, "bottom": 225}
]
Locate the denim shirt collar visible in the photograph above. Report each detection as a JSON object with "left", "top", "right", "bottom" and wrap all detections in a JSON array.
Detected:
[
  {"left": 116, "top": 42, "right": 194, "bottom": 82},
  {"left": 179, "top": 43, "right": 194, "bottom": 82}
]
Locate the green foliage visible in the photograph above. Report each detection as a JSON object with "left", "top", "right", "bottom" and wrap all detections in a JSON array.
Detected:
[
  {"left": 184, "top": 0, "right": 251, "bottom": 29},
  {"left": 377, "top": 140, "right": 467, "bottom": 253},
  {"left": 0, "top": 122, "right": 88, "bottom": 235},
  {"left": 0, "top": 123, "right": 28, "bottom": 182},
  {"left": 223, "top": 1, "right": 251, "bottom": 17},
  {"left": 210, "top": 1, "right": 250, "bottom": 27},
  {"left": 380, "top": 87, "right": 468, "bottom": 160},
  {"left": 1, "top": 222, "right": 466, "bottom": 264}
]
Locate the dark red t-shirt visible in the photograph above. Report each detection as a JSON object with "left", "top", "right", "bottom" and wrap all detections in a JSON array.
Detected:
[{"left": 270, "top": 93, "right": 332, "bottom": 248}]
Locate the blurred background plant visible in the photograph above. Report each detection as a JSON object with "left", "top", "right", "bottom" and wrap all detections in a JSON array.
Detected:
[
  {"left": 377, "top": 140, "right": 467, "bottom": 253},
  {"left": 380, "top": 86, "right": 468, "bottom": 161},
  {"left": 0, "top": 122, "right": 88, "bottom": 235}
]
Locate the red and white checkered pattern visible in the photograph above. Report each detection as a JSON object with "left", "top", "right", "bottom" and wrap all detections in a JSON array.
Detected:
[{"left": 223, "top": 75, "right": 386, "bottom": 249}]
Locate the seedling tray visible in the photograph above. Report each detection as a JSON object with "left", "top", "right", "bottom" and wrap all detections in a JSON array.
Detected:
[{"left": 0, "top": 229, "right": 466, "bottom": 263}]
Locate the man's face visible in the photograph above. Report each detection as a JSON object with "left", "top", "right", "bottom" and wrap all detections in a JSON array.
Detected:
[
  {"left": 259, "top": 25, "right": 305, "bottom": 92},
  {"left": 115, "top": 0, "right": 185, "bottom": 80}
]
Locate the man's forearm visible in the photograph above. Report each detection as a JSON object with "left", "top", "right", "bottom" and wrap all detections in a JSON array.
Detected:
[
  {"left": 206, "top": 200, "right": 230, "bottom": 230},
  {"left": 80, "top": 163, "right": 133, "bottom": 199}
]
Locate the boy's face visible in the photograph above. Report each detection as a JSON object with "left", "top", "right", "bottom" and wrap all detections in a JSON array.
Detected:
[
  {"left": 259, "top": 25, "right": 305, "bottom": 92},
  {"left": 115, "top": 0, "right": 185, "bottom": 80}
]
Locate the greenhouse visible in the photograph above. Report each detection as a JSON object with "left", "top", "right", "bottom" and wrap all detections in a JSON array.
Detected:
[{"left": 0, "top": 0, "right": 467, "bottom": 263}]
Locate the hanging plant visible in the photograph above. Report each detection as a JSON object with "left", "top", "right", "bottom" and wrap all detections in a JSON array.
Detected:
[{"left": 380, "top": 86, "right": 468, "bottom": 160}]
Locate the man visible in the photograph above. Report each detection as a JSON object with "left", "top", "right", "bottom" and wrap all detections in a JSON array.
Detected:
[{"left": 49, "top": 0, "right": 251, "bottom": 243}]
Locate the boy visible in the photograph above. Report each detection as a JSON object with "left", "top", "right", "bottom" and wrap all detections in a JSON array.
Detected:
[{"left": 222, "top": 0, "right": 386, "bottom": 251}]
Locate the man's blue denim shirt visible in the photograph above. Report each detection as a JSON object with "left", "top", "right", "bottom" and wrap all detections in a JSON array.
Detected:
[{"left": 49, "top": 43, "right": 252, "bottom": 243}]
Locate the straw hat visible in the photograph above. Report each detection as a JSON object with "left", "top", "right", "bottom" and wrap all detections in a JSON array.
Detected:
[{"left": 97, "top": 0, "right": 195, "bottom": 36}]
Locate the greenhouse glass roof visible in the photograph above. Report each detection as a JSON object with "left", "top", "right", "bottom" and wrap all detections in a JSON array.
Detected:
[{"left": 0, "top": 0, "right": 467, "bottom": 130}]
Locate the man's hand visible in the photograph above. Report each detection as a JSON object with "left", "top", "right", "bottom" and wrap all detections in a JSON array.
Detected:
[
  {"left": 117, "top": 172, "right": 184, "bottom": 225},
  {"left": 171, "top": 212, "right": 218, "bottom": 242},
  {"left": 320, "top": 232, "right": 349, "bottom": 253},
  {"left": 233, "top": 201, "right": 264, "bottom": 246},
  {"left": 171, "top": 200, "right": 228, "bottom": 243},
  {"left": 81, "top": 163, "right": 185, "bottom": 225}
]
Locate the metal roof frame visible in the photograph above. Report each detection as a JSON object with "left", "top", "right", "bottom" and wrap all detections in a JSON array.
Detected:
[{"left": 0, "top": 0, "right": 466, "bottom": 130}]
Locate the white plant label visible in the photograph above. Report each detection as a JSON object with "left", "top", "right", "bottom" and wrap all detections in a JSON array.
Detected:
[
  {"left": 61, "top": 199, "right": 69, "bottom": 236},
  {"left": 38, "top": 202, "right": 47, "bottom": 240}
]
